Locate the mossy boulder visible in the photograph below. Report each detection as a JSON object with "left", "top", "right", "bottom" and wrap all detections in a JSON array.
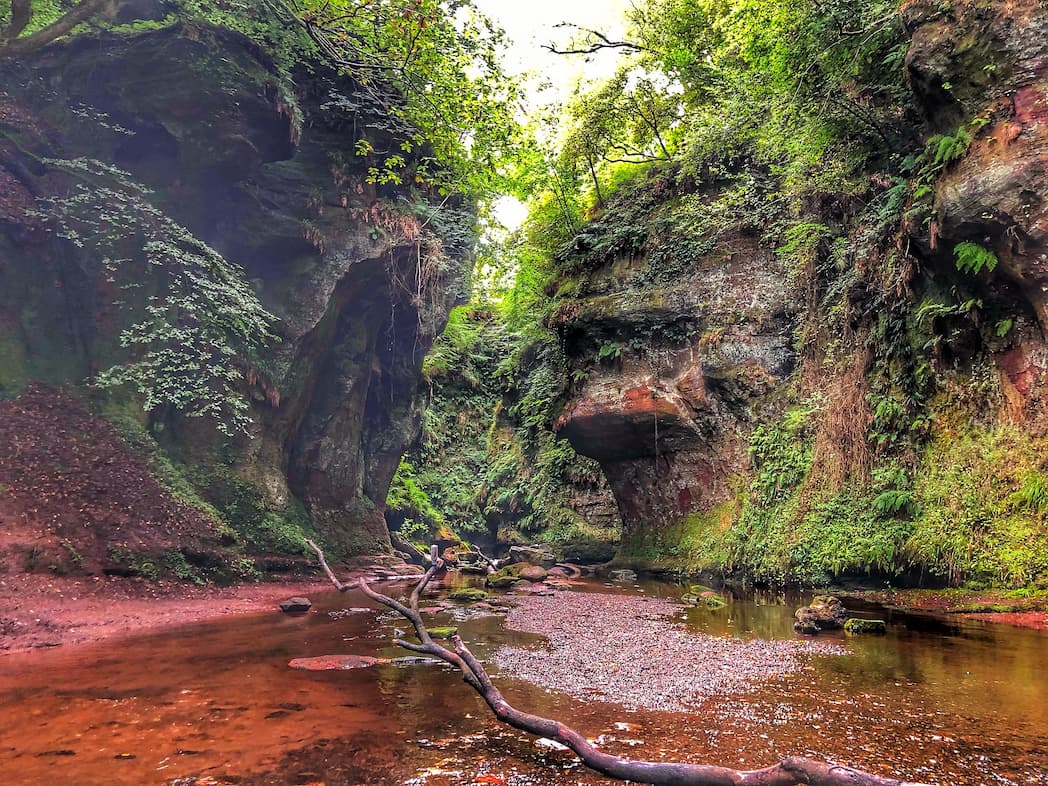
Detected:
[
  {"left": 843, "top": 618, "right": 887, "bottom": 635},
  {"left": 794, "top": 595, "right": 849, "bottom": 634},
  {"left": 681, "top": 585, "right": 728, "bottom": 608},
  {"left": 508, "top": 544, "right": 557, "bottom": 568},
  {"left": 486, "top": 563, "right": 528, "bottom": 588},
  {"left": 449, "top": 588, "right": 489, "bottom": 602}
]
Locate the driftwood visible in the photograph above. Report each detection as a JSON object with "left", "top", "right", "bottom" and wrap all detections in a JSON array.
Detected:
[{"left": 307, "top": 540, "right": 931, "bottom": 786}]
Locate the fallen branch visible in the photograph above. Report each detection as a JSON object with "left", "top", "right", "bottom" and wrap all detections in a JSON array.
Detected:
[{"left": 307, "top": 540, "right": 931, "bottom": 786}]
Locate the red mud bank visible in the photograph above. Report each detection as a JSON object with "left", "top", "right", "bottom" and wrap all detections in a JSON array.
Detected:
[
  {"left": 0, "top": 573, "right": 334, "bottom": 654},
  {"left": 0, "top": 386, "right": 229, "bottom": 577}
]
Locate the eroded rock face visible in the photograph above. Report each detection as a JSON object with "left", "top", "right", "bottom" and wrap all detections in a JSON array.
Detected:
[
  {"left": 552, "top": 229, "right": 794, "bottom": 542},
  {"left": 0, "top": 25, "right": 466, "bottom": 555},
  {"left": 552, "top": 0, "right": 1048, "bottom": 566},
  {"left": 902, "top": 0, "right": 1048, "bottom": 417},
  {"left": 905, "top": 0, "right": 1048, "bottom": 331}
]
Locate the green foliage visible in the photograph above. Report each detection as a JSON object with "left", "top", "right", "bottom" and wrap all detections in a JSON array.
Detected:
[
  {"left": 386, "top": 460, "right": 446, "bottom": 541},
  {"left": 930, "top": 127, "right": 972, "bottom": 166},
  {"left": 178, "top": 0, "right": 522, "bottom": 201},
  {"left": 777, "top": 222, "right": 834, "bottom": 274},
  {"left": 909, "top": 425, "right": 1048, "bottom": 587},
  {"left": 954, "top": 241, "right": 998, "bottom": 275},
  {"left": 37, "top": 158, "right": 277, "bottom": 435},
  {"left": 872, "top": 489, "right": 915, "bottom": 518},
  {"left": 596, "top": 340, "right": 622, "bottom": 363}
]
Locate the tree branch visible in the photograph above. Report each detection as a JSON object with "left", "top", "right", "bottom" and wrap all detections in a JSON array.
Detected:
[
  {"left": 309, "top": 541, "right": 932, "bottom": 786},
  {"left": 0, "top": 0, "right": 113, "bottom": 59},
  {"left": 544, "top": 23, "right": 649, "bottom": 56},
  {"left": 4, "top": 0, "right": 33, "bottom": 41}
]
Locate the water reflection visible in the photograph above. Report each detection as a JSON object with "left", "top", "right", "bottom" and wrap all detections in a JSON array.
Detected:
[{"left": 0, "top": 577, "right": 1044, "bottom": 785}]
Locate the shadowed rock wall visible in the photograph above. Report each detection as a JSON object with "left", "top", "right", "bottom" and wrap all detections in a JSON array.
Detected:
[{"left": 0, "top": 24, "right": 468, "bottom": 556}]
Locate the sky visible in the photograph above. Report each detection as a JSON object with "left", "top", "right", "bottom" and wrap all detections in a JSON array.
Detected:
[
  {"left": 471, "top": 0, "right": 632, "bottom": 229},
  {"left": 472, "top": 0, "right": 630, "bottom": 93}
]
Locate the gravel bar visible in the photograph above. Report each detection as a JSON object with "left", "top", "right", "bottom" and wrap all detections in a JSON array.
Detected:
[{"left": 493, "top": 591, "right": 845, "bottom": 712}]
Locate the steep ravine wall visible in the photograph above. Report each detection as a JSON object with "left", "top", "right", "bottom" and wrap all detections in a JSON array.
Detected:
[
  {"left": 549, "top": 0, "right": 1048, "bottom": 586},
  {"left": 0, "top": 24, "right": 468, "bottom": 563}
]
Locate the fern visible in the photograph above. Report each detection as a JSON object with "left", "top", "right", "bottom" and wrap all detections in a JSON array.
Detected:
[
  {"left": 931, "top": 127, "right": 972, "bottom": 166},
  {"left": 954, "top": 241, "right": 998, "bottom": 275},
  {"left": 872, "top": 489, "right": 914, "bottom": 518},
  {"left": 1009, "top": 472, "right": 1048, "bottom": 513}
]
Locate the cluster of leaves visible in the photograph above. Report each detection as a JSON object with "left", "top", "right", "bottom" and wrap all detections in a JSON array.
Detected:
[
  {"left": 540, "top": 0, "right": 910, "bottom": 219},
  {"left": 37, "top": 158, "right": 277, "bottom": 434}
]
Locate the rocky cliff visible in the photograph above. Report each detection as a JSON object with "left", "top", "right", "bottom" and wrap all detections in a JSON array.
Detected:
[
  {"left": 546, "top": 0, "right": 1048, "bottom": 587},
  {"left": 0, "top": 22, "right": 469, "bottom": 566}
]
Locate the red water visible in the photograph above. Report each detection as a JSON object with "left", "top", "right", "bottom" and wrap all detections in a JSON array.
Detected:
[{"left": 0, "top": 578, "right": 1045, "bottom": 785}]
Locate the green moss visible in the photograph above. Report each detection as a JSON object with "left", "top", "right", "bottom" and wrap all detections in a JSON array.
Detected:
[
  {"left": 194, "top": 466, "right": 314, "bottom": 555},
  {"left": 425, "top": 626, "right": 459, "bottom": 640},
  {"left": 843, "top": 618, "right": 887, "bottom": 635},
  {"left": 448, "top": 588, "right": 489, "bottom": 601}
]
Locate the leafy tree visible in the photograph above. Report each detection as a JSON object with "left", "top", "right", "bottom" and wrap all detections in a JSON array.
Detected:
[{"left": 253, "top": 0, "right": 524, "bottom": 201}]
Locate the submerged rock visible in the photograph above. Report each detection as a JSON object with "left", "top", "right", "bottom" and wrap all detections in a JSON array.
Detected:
[
  {"left": 279, "top": 597, "right": 312, "bottom": 614},
  {"left": 843, "top": 618, "right": 887, "bottom": 635},
  {"left": 448, "top": 588, "right": 489, "bottom": 602},
  {"left": 794, "top": 596, "right": 848, "bottom": 634},
  {"left": 288, "top": 654, "right": 390, "bottom": 670},
  {"left": 609, "top": 568, "right": 638, "bottom": 582}
]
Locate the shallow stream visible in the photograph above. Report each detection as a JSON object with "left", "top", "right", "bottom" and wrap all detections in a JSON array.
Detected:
[{"left": 0, "top": 577, "right": 1045, "bottom": 785}]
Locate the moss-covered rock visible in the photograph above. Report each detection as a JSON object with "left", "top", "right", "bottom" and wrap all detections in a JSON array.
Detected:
[
  {"left": 486, "top": 563, "right": 528, "bottom": 588},
  {"left": 843, "top": 618, "right": 887, "bottom": 635},
  {"left": 448, "top": 588, "right": 489, "bottom": 602},
  {"left": 794, "top": 596, "right": 848, "bottom": 634},
  {"left": 426, "top": 626, "right": 459, "bottom": 640}
]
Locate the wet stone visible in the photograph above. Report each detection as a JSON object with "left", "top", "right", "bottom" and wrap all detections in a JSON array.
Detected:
[
  {"left": 279, "top": 597, "right": 312, "bottom": 614},
  {"left": 794, "top": 596, "right": 848, "bottom": 634}
]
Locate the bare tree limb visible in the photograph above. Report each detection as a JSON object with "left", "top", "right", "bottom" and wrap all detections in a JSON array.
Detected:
[
  {"left": 309, "top": 541, "right": 932, "bottom": 786},
  {"left": 544, "top": 23, "right": 649, "bottom": 56}
]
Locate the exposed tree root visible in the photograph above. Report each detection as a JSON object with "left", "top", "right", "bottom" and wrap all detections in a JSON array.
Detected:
[{"left": 307, "top": 540, "right": 931, "bottom": 786}]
